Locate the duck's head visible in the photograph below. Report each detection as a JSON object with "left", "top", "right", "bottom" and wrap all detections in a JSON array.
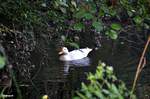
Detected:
[{"left": 58, "top": 47, "right": 69, "bottom": 55}]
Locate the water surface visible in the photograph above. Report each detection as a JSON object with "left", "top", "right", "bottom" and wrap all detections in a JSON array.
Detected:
[{"left": 24, "top": 39, "right": 150, "bottom": 99}]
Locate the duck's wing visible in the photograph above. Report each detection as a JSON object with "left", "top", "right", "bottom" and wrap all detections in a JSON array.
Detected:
[
  {"left": 60, "top": 48, "right": 92, "bottom": 61},
  {"left": 69, "top": 48, "right": 92, "bottom": 57},
  {"left": 69, "top": 50, "right": 82, "bottom": 55}
]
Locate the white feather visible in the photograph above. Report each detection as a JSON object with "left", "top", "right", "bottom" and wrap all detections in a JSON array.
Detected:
[{"left": 59, "top": 47, "right": 92, "bottom": 61}]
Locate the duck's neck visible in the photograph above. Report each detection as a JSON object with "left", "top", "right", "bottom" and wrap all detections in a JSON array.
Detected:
[
  {"left": 64, "top": 52, "right": 69, "bottom": 55},
  {"left": 61, "top": 52, "right": 69, "bottom": 55},
  {"left": 63, "top": 50, "right": 69, "bottom": 54}
]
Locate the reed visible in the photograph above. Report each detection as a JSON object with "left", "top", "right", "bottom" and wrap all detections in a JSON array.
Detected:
[{"left": 131, "top": 36, "right": 150, "bottom": 94}]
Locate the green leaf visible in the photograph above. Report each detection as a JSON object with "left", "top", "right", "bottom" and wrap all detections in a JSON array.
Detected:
[
  {"left": 75, "top": 9, "right": 86, "bottom": 19},
  {"left": 76, "top": 92, "right": 87, "bottom": 99},
  {"left": 61, "top": 35, "right": 66, "bottom": 41},
  {"left": 60, "top": 7, "right": 66, "bottom": 13},
  {"left": 105, "top": 30, "right": 118, "bottom": 40},
  {"left": 111, "top": 84, "right": 120, "bottom": 95},
  {"left": 0, "top": 56, "right": 5, "bottom": 69},
  {"left": 94, "top": 90, "right": 106, "bottom": 99},
  {"left": 87, "top": 72, "right": 96, "bottom": 81},
  {"left": 144, "top": 23, "right": 149, "bottom": 29},
  {"left": 92, "top": 21, "right": 103, "bottom": 32},
  {"left": 110, "top": 30, "right": 118, "bottom": 40},
  {"left": 102, "top": 89, "right": 110, "bottom": 95},
  {"left": 59, "top": 1, "right": 68, "bottom": 7},
  {"left": 133, "top": 16, "right": 142, "bottom": 24},
  {"left": 111, "top": 23, "right": 122, "bottom": 31},
  {"left": 66, "top": 42, "right": 79, "bottom": 49},
  {"left": 102, "top": 6, "right": 109, "bottom": 14},
  {"left": 99, "top": 9, "right": 105, "bottom": 17},
  {"left": 109, "top": 9, "right": 117, "bottom": 16},
  {"left": 83, "top": 13, "right": 93, "bottom": 20},
  {"left": 71, "top": 1, "right": 77, "bottom": 8},
  {"left": 73, "top": 23, "right": 84, "bottom": 31},
  {"left": 127, "top": 11, "right": 133, "bottom": 17},
  {"left": 81, "top": 83, "right": 88, "bottom": 90}
]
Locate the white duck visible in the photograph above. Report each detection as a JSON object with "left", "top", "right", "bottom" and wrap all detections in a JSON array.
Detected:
[{"left": 59, "top": 47, "right": 92, "bottom": 61}]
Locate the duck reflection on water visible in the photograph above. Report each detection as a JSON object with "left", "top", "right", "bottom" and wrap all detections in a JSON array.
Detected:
[{"left": 62, "top": 57, "right": 91, "bottom": 74}]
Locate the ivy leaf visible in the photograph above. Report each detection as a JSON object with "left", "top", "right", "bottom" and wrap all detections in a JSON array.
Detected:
[
  {"left": 60, "top": 7, "right": 66, "bottom": 13},
  {"left": 0, "top": 55, "right": 5, "bottom": 69},
  {"left": 133, "top": 16, "right": 142, "bottom": 24},
  {"left": 111, "top": 23, "right": 122, "bottom": 31},
  {"left": 71, "top": 1, "right": 77, "bottom": 8},
  {"left": 105, "top": 30, "right": 118, "bottom": 40},
  {"left": 109, "top": 9, "right": 117, "bottom": 16},
  {"left": 61, "top": 35, "right": 66, "bottom": 41},
  {"left": 92, "top": 21, "right": 103, "bottom": 32},
  {"left": 83, "top": 13, "right": 93, "bottom": 20},
  {"left": 127, "top": 11, "right": 133, "bottom": 17},
  {"left": 111, "top": 84, "right": 119, "bottom": 94},
  {"left": 66, "top": 42, "right": 80, "bottom": 49},
  {"left": 73, "top": 23, "right": 84, "bottom": 31},
  {"left": 75, "top": 9, "right": 86, "bottom": 19},
  {"left": 110, "top": 30, "right": 118, "bottom": 40},
  {"left": 59, "top": 1, "right": 68, "bottom": 7},
  {"left": 99, "top": 9, "right": 105, "bottom": 17},
  {"left": 90, "top": 4, "right": 97, "bottom": 14},
  {"left": 144, "top": 23, "right": 149, "bottom": 29}
]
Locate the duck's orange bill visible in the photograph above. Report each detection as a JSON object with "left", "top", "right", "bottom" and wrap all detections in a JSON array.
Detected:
[{"left": 58, "top": 51, "right": 63, "bottom": 54}]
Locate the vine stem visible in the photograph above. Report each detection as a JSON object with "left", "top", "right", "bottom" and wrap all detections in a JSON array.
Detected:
[{"left": 131, "top": 36, "right": 150, "bottom": 94}]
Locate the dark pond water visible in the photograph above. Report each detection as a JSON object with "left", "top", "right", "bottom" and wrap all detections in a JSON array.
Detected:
[{"left": 22, "top": 38, "right": 150, "bottom": 99}]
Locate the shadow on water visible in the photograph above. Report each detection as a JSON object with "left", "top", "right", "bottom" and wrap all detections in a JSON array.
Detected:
[{"left": 24, "top": 38, "right": 150, "bottom": 99}]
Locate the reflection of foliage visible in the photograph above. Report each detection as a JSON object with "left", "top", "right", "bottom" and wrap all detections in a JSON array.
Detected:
[
  {"left": 0, "top": 55, "right": 5, "bottom": 69},
  {"left": 0, "top": 44, "right": 6, "bottom": 69},
  {"left": 74, "top": 62, "right": 136, "bottom": 99}
]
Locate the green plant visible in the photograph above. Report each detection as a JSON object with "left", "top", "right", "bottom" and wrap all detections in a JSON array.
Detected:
[
  {"left": 0, "top": 88, "right": 13, "bottom": 99},
  {"left": 74, "top": 62, "right": 136, "bottom": 99},
  {"left": 1, "top": 0, "right": 150, "bottom": 40},
  {"left": 0, "top": 0, "right": 43, "bottom": 28},
  {"left": 50, "top": 0, "right": 123, "bottom": 40},
  {"left": 61, "top": 35, "right": 80, "bottom": 48},
  {"left": 49, "top": 0, "right": 150, "bottom": 41}
]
